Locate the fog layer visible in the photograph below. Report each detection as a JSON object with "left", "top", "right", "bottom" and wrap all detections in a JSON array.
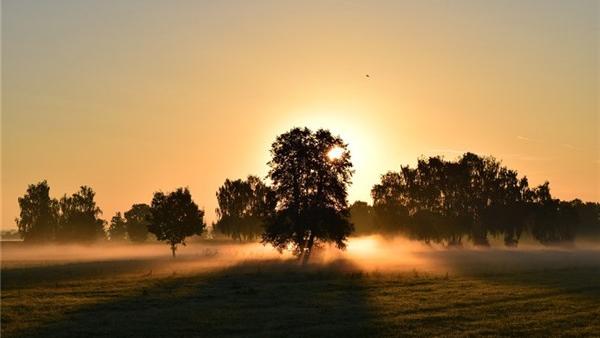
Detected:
[{"left": 3, "top": 236, "right": 599, "bottom": 278}]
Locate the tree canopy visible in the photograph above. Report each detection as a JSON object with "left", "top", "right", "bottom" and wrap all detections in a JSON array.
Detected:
[
  {"left": 214, "top": 175, "right": 275, "bottom": 241},
  {"left": 16, "top": 180, "right": 59, "bottom": 242},
  {"left": 369, "top": 153, "right": 594, "bottom": 246},
  {"left": 148, "top": 188, "right": 206, "bottom": 257},
  {"left": 262, "top": 127, "right": 354, "bottom": 263},
  {"left": 57, "top": 186, "right": 106, "bottom": 242},
  {"left": 124, "top": 204, "right": 151, "bottom": 242},
  {"left": 108, "top": 212, "right": 128, "bottom": 241},
  {"left": 349, "top": 201, "right": 376, "bottom": 235}
]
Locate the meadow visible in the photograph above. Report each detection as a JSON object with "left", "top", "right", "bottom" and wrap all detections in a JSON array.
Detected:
[{"left": 2, "top": 238, "right": 599, "bottom": 337}]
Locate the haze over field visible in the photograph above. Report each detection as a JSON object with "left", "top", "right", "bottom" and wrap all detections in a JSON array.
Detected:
[{"left": 3, "top": 236, "right": 599, "bottom": 275}]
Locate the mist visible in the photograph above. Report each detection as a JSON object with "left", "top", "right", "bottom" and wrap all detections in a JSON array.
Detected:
[{"left": 3, "top": 236, "right": 599, "bottom": 278}]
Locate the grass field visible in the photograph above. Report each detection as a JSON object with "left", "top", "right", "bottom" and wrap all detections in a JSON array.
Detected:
[{"left": 2, "top": 240, "right": 599, "bottom": 337}]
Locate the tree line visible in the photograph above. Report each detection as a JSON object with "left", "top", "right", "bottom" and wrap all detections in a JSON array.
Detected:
[
  {"left": 363, "top": 153, "right": 599, "bottom": 246},
  {"left": 15, "top": 183, "right": 205, "bottom": 257},
  {"left": 14, "top": 127, "right": 600, "bottom": 258},
  {"left": 213, "top": 152, "right": 599, "bottom": 248}
]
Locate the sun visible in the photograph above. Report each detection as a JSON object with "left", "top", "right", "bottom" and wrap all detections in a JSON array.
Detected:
[{"left": 327, "top": 146, "right": 344, "bottom": 161}]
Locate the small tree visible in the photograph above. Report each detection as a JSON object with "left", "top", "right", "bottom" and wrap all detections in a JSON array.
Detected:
[
  {"left": 214, "top": 175, "right": 275, "bottom": 241},
  {"left": 124, "top": 204, "right": 151, "bottom": 242},
  {"left": 15, "top": 180, "right": 59, "bottom": 242},
  {"left": 148, "top": 188, "right": 205, "bottom": 257},
  {"left": 108, "top": 212, "right": 128, "bottom": 241},
  {"left": 263, "top": 127, "right": 354, "bottom": 263},
  {"left": 57, "top": 186, "right": 106, "bottom": 242}
]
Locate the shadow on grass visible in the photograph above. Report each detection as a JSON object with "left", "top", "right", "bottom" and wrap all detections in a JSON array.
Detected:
[
  {"left": 15, "top": 259, "right": 382, "bottom": 338},
  {"left": 1, "top": 259, "right": 167, "bottom": 289}
]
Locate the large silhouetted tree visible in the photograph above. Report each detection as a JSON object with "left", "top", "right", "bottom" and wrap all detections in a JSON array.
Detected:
[
  {"left": 15, "top": 180, "right": 59, "bottom": 242},
  {"left": 148, "top": 188, "right": 205, "bottom": 257},
  {"left": 262, "top": 127, "right": 354, "bottom": 263},
  {"left": 214, "top": 175, "right": 275, "bottom": 241},
  {"left": 57, "top": 186, "right": 106, "bottom": 242},
  {"left": 124, "top": 203, "right": 151, "bottom": 242},
  {"left": 108, "top": 212, "right": 128, "bottom": 241}
]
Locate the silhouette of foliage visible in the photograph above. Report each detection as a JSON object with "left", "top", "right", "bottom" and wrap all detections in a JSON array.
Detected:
[
  {"left": 148, "top": 188, "right": 205, "bottom": 257},
  {"left": 262, "top": 127, "right": 354, "bottom": 263},
  {"left": 14, "top": 150, "right": 598, "bottom": 248},
  {"left": 214, "top": 176, "right": 275, "bottom": 241},
  {"left": 531, "top": 199, "right": 577, "bottom": 245},
  {"left": 124, "top": 204, "right": 151, "bottom": 243},
  {"left": 108, "top": 212, "right": 128, "bottom": 242},
  {"left": 570, "top": 200, "right": 600, "bottom": 240},
  {"left": 370, "top": 152, "right": 595, "bottom": 247},
  {"left": 56, "top": 186, "right": 106, "bottom": 242},
  {"left": 15, "top": 180, "right": 59, "bottom": 242},
  {"left": 349, "top": 201, "right": 376, "bottom": 235}
]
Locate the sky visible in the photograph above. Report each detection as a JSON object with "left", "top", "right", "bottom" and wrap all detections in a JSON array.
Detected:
[{"left": 2, "top": 0, "right": 598, "bottom": 229}]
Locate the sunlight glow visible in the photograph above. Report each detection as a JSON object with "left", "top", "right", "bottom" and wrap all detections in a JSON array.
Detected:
[
  {"left": 347, "top": 236, "right": 378, "bottom": 256},
  {"left": 327, "top": 146, "right": 344, "bottom": 161},
  {"left": 340, "top": 235, "right": 430, "bottom": 271}
]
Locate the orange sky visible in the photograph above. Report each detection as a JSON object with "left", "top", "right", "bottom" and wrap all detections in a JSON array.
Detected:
[{"left": 2, "top": 0, "right": 598, "bottom": 229}]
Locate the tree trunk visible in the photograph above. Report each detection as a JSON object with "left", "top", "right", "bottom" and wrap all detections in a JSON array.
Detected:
[
  {"left": 301, "top": 233, "right": 315, "bottom": 265},
  {"left": 171, "top": 243, "right": 177, "bottom": 258}
]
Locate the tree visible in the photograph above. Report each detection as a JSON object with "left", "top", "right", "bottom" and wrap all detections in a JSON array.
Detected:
[
  {"left": 262, "top": 127, "right": 354, "bottom": 263},
  {"left": 371, "top": 172, "right": 410, "bottom": 234},
  {"left": 15, "top": 180, "right": 59, "bottom": 242},
  {"left": 349, "top": 201, "right": 376, "bottom": 235},
  {"left": 148, "top": 188, "right": 205, "bottom": 257},
  {"left": 56, "top": 186, "right": 106, "bottom": 242},
  {"left": 108, "top": 212, "right": 128, "bottom": 241},
  {"left": 124, "top": 204, "right": 151, "bottom": 242},
  {"left": 214, "top": 175, "right": 275, "bottom": 241}
]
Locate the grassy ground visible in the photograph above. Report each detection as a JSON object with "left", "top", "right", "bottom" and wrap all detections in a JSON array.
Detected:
[{"left": 2, "top": 244, "right": 600, "bottom": 337}]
